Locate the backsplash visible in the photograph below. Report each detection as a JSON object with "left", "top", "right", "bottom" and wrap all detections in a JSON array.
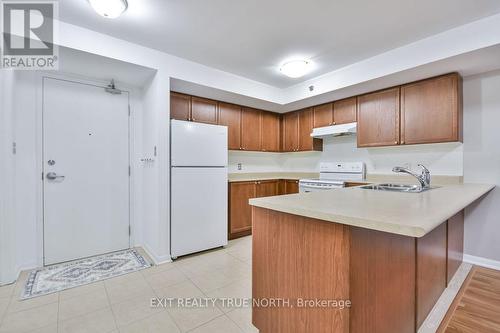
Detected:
[{"left": 229, "top": 136, "right": 463, "bottom": 176}]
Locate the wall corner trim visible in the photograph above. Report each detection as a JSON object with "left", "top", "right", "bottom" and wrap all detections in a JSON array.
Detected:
[
  {"left": 463, "top": 254, "right": 500, "bottom": 270},
  {"left": 141, "top": 244, "right": 172, "bottom": 265}
]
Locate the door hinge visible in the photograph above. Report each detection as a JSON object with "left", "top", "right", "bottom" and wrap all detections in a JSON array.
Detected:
[
  {"left": 128, "top": 226, "right": 131, "bottom": 236},
  {"left": 128, "top": 105, "right": 131, "bottom": 116},
  {"left": 12, "top": 142, "right": 16, "bottom": 154},
  {"left": 128, "top": 166, "right": 131, "bottom": 176},
  {"left": 41, "top": 172, "right": 44, "bottom": 180}
]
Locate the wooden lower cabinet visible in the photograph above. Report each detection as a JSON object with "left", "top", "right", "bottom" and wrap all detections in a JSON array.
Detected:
[
  {"left": 416, "top": 223, "right": 447, "bottom": 328},
  {"left": 256, "top": 180, "right": 279, "bottom": 197},
  {"left": 447, "top": 210, "right": 464, "bottom": 284},
  {"left": 229, "top": 179, "right": 281, "bottom": 239},
  {"left": 228, "top": 182, "right": 256, "bottom": 239},
  {"left": 252, "top": 208, "right": 464, "bottom": 333},
  {"left": 229, "top": 179, "right": 297, "bottom": 239},
  {"left": 280, "top": 179, "right": 299, "bottom": 194},
  {"left": 350, "top": 227, "right": 416, "bottom": 333}
]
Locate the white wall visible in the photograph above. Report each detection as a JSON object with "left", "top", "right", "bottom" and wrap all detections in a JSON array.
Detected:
[
  {"left": 463, "top": 70, "right": 500, "bottom": 263},
  {"left": 140, "top": 71, "right": 171, "bottom": 263},
  {"left": 229, "top": 139, "right": 463, "bottom": 176},
  {"left": 9, "top": 70, "right": 148, "bottom": 273},
  {"left": 0, "top": 70, "right": 18, "bottom": 285}
]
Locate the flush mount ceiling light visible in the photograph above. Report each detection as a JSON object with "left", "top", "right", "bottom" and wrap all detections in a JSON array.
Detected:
[
  {"left": 279, "top": 59, "right": 311, "bottom": 78},
  {"left": 89, "top": 0, "right": 128, "bottom": 18}
]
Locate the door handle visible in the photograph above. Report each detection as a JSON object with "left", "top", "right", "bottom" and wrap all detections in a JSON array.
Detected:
[{"left": 46, "top": 172, "right": 65, "bottom": 180}]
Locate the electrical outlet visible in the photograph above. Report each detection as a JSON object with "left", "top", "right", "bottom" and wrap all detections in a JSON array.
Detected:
[{"left": 237, "top": 163, "right": 242, "bottom": 171}]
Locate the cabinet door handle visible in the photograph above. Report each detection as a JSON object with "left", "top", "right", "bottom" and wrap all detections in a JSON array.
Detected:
[
  {"left": 401, "top": 140, "right": 405, "bottom": 144},
  {"left": 394, "top": 141, "right": 398, "bottom": 144}
]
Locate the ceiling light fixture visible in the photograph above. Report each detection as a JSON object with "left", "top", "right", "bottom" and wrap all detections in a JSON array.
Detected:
[
  {"left": 279, "top": 59, "right": 311, "bottom": 78},
  {"left": 89, "top": 0, "right": 128, "bottom": 19}
]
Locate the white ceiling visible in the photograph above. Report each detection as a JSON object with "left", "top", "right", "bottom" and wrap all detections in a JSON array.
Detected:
[{"left": 59, "top": 0, "right": 500, "bottom": 88}]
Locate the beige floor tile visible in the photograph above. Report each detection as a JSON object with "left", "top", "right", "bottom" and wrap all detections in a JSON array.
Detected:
[
  {"left": 207, "top": 279, "right": 251, "bottom": 299},
  {"left": 189, "top": 271, "right": 240, "bottom": 293},
  {"left": 144, "top": 268, "right": 187, "bottom": 292},
  {"left": 0, "top": 297, "right": 9, "bottom": 320},
  {"left": 104, "top": 272, "right": 144, "bottom": 287},
  {"left": 226, "top": 248, "right": 252, "bottom": 263},
  {"left": 58, "top": 308, "right": 117, "bottom": 333},
  {"left": 167, "top": 303, "right": 222, "bottom": 332},
  {"left": 118, "top": 311, "right": 180, "bottom": 333},
  {"left": 189, "top": 315, "right": 243, "bottom": 333},
  {"left": 226, "top": 308, "right": 259, "bottom": 333},
  {"left": 105, "top": 278, "right": 155, "bottom": 305},
  {"left": 7, "top": 292, "right": 59, "bottom": 314},
  {"left": 0, "top": 284, "right": 14, "bottom": 300},
  {"left": 141, "top": 263, "right": 177, "bottom": 278},
  {"left": 155, "top": 281, "right": 204, "bottom": 300},
  {"left": 178, "top": 255, "right": 243, "bottom": 280},
  {"left": 28, "top": 323, "right": 58, "bottom": 333},
  {"left": 0, "top": 302, "right": 58, "bottom": 333},
  {"left": 58, "top": 289, "right": 109, "bottom": 321},
  {"left": 59, "top": 281, "right": 105, "bottom": 301},
  {"left": 218, "top": 262, "right": 251, "bottom": 281},
  {"left": 111, "top": 294, "right": 164, "bottom": 327}
]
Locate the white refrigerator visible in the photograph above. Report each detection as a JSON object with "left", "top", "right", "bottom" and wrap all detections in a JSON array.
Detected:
[{"left": 170, "top": 120, "right": 228, "bottom": 258}]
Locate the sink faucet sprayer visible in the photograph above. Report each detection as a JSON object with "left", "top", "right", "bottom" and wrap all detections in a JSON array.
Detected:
[{"left": 392, "top": 164, "right": 431, "bottom": 191}]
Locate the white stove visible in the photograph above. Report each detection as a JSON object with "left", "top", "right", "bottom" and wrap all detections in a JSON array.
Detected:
[{"left": 299, "top": 162, "right": 365, "bottom": 193}]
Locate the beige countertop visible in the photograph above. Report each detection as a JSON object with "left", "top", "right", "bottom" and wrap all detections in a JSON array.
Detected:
[{"left": 249, "top": 183, "right": 495, "bottom": 237}]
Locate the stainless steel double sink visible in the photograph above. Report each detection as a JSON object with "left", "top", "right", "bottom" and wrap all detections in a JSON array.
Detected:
[{"left": 360, "top": 183, "right": 437, "bottom": 193}]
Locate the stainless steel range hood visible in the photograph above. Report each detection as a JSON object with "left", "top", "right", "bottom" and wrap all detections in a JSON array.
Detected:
[{"left": 310, "top": 122, "right": 357, "bottom": 138}]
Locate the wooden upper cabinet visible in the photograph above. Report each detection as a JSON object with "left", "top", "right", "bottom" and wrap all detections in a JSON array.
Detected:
[
  {"left": 241, "top": 107, "right": 262, "bottom": 151},
  {"left": 261, "top": 112, "right": 280, "bottom": 152},
  {"left": 333, "top": 97, "right": 357, "bottom": 124},
  {"left": 218, "top": 102, "right": 241, "bottom": 150},
  {"left": 357, "top": 88, "right": 401, "bottom": 148},
  {"left": 401, "top": 73, "right": 462, "bottom": 145},
  {"left": 282, "top": 111, "right": 299, "bottom": 152},
  {"left": 313, "top": 103, "right": 333, "bottom": 128},
  {"left": 191, "top": 97, "right": 218, "bottom": 124},
  {"left": 299, "top": 108, "right": 322, "bottom": 151},
  {"left": 170, "top": 92, "right": 191, "bottom": 121}
]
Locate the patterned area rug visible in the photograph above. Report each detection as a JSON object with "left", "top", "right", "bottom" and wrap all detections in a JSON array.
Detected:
[{"left": 21, "top": 249, "right": 151, "bottom": 300}]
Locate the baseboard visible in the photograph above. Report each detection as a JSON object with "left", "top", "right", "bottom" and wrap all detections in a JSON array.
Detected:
[
  {"left": 463, "top": 254, "right": 500, "bottom": 270},
  {"left": 141, "top": 243, "right": 172, "bottom": 265}
]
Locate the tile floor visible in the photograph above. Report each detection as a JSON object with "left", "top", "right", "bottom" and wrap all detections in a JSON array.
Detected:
[{"left": 0, "top": 236, "right": 257, "bottom": 333}]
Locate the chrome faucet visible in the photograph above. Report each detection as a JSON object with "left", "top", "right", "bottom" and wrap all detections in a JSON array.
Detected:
[{"left": 392, "top": 164, "right": 431, "bottom": 190}]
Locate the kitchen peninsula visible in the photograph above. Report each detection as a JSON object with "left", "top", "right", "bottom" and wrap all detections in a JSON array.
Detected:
[{"left": 249, "top": 183, "right": 494, "bottom": 333}]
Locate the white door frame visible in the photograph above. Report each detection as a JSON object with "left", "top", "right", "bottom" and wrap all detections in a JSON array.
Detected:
[{"left": 36, "top": 73, "right": 135, "bottom": 266}]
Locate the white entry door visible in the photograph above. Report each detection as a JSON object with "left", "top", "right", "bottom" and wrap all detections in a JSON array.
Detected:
[{"left": 43, "top": 77, "right": 130, "bottom": 265}]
